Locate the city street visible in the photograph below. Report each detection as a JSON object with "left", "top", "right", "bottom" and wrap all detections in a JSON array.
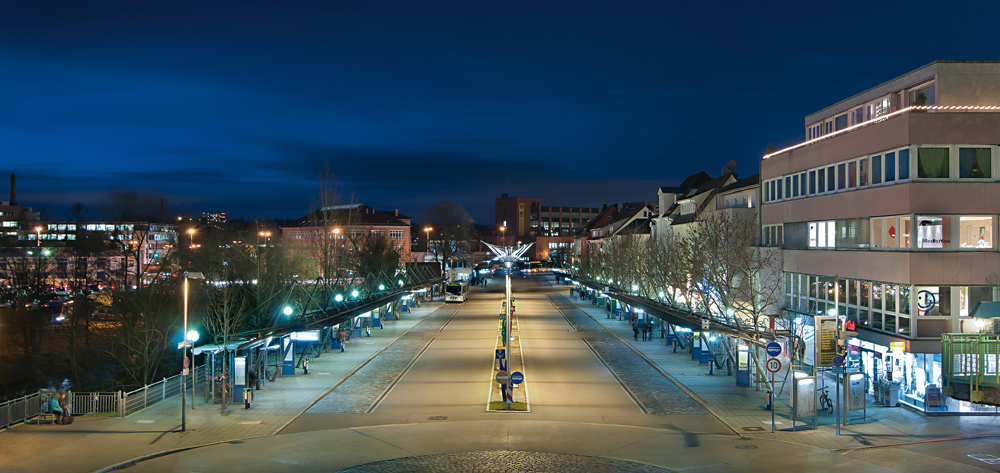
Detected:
[
  {"left": 3, "top": 274, "right": 998, "bottom": 472},
  {"left": 111, "top": 274, "right": 1000, "bottom": 472}
]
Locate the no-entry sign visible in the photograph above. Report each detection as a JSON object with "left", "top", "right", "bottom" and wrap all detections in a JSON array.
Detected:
[{"left": 495, "top": 371, "right": 509, "bottom": 384}]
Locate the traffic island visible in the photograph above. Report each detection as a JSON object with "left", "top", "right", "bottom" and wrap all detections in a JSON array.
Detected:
[{"left": 487, "top": 334, "right": 529, "bottom": 412}]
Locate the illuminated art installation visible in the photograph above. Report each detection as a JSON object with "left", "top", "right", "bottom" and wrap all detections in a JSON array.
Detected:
[{"left": 482, "top": 241, "right": 534, "bottom": 266}]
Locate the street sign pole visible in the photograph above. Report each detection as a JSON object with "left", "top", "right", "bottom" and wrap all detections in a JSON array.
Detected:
[
  {"left": 835, "top": 367, "right": 841, "bottom": 436},
  {"left": 765, "top": 355, "right": 781, "bottom": 433},
  {"left": 771, "top": 369, "right": 775, "bottom": 433}
]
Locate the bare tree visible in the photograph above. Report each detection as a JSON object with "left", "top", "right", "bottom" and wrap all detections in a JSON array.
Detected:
[
  {"left": 98, "top": 279, "right": 179, "bottom": 389},
  {"left": 352, "top": 231, "right": 402, "bottom": 277},
  {"left": 690, "top": 212, "right": 782, "bottom": 332},
  {"left": 421, "top": 202, "right": 475, "bottom": 274}
]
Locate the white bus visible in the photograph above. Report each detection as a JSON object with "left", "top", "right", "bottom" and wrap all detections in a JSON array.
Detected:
[{"left": 445, "top": 282, "right": 470, "bottom": 302}]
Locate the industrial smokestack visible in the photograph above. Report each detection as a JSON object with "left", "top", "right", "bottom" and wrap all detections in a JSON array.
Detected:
[{"left": 9, "top": 174, "right": 15, "bottom": 205}]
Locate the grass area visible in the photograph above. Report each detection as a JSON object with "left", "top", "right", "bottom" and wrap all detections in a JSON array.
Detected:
[{"left": 488, "top": 401, "right": 528, "bottom": 411}]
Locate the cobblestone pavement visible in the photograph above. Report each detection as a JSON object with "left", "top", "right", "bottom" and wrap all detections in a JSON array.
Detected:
[
  {"left": 547, "top": 295, "right": 708, "bottom": 416},
  {"left": 306, "top": 304, "right": 462, "bottom": 414},
  {"left": 334, "top": 450, "right": 674, "bottom": 473}
]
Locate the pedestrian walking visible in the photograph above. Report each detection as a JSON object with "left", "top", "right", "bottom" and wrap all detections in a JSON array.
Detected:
[
  {"left": 338, "top": 329, "right": 346, "bottom": 352},
  {"left": 646, "top": 324, "right": 653, "bottom": 342},
  {"left": 640, "top": 319, "right": 647, "bottom": 341},
  {"left": 632, "top": 320, "right": 639, "bottom": 341}
]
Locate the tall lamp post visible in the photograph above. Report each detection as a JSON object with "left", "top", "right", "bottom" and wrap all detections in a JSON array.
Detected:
[
  {"left": 256, "top": 231, "right": 270, "bottom": 300},
  {"left": 187, "top": 228, "right": 196, "bottom": 249},
  {"left": 331, "top": 228, "right": 341, "bottom": 280},
  {"left": 34, "top": 226, "right": 42, "bottom": 247},
  {"left": 180, "top": 271, "right": 205, "bottom": 432},
  {"left": 424, "top": 226, "right": 432, "bottom": 262}
]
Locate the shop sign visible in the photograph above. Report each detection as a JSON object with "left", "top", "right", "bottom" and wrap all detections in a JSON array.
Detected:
[{"left": 890, "top": 341, "right": 906, "bottom": 352}]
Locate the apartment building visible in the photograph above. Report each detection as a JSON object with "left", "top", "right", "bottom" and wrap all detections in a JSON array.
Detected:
[
  {"left": 281, "top": 204, "right": 412, "bottom": 269},
  {"left": 761, "top": 61, "right": 1000, "bottom": 414}
]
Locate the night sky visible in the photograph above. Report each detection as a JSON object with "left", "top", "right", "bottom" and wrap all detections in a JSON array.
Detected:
[{"left": 2, "top": 1, "right": 997, "bottom": 224}]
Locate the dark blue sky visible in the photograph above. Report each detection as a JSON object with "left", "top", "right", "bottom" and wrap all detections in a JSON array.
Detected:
[{"left": 1, "top": 1, "right": 997, "bottom": 223}]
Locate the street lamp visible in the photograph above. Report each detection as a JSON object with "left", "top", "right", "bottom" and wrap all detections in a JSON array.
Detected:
[
  {"left": 180, "top": 271, "right": 205, "bottom": 432},
  {"left": 500, "top": 225, "right": 506, "bottom": 249},
  {"left": 331, "top": 228, "right": 341, "bottom": 279},
  {"left": 187, "top": 228, "right": 196, "bottom": 249},
  {"left": 34, "top": 226, "right": 42, "bottom": 247},
  {"left": 423, "top": 227, "right": 432, "bottom": 261}
]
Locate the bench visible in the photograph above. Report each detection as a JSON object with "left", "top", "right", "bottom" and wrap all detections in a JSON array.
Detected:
[{"left": 33, "top": 413, "right": 57, "bottom": 424}]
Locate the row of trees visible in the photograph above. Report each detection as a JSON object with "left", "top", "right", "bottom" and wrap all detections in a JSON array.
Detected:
[{"left": 580, "top": 212, "right": 783, "bottom": 334}]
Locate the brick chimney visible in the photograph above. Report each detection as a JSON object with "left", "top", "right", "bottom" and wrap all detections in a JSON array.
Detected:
[{"left": 9, "top": 174, "right": 15, "bottom": 205}]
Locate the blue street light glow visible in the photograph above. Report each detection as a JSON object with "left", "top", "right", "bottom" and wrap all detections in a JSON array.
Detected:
[
  {"left": 351, "top": 290, "right": 359, "bottom": 298},
  {"left": 283, "top": 306, "right": 294, "bottom": 316},
  {"left": 335, "top": 294, "right": 344, "bottom": 302},
  {"left": 378, "top": 284, "right": 385, "bottom": 291},
  {"left": 186, "top": 330, "right": 199, "bottom": 342}
]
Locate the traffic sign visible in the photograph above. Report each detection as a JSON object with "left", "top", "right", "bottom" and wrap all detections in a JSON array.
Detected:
[
  {"left": 701, "top": 318, "right": 710, "bottom": 331},
  {"left": 773, "top": 329, "right": 791, "bottom": 337},
  {"left": 765, "top": 342, "right": 782, "bottom": 358},
  {"left": 510, "top": 371, "right": 524, "bottom": 384},
  {"left": 766, "top": 358, "right": 781, "bottom": 373},
  {"left": 495, "top": 349, "right": 506, "bottom": 360},
  {"left": 832, "top": 355, "right": 844, "bottom": 367},
  {"left": 495, "top": 370, "right": 509, "bottom": 384}
]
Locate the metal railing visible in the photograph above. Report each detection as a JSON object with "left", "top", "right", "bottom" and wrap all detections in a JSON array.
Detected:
[
  {"left": 0, "top": 392, "right": 42, "bottom": 429},
  {"left": 943, "top": 333, "right": 1000, "bottom": 391},
  {"left": 1, "top": 365, "right": 208, "bottom": 429}
]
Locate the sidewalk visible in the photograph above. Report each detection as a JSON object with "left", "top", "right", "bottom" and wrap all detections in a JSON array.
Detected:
[
  {"left": 0, "top": 301, "right": 444, "bottom": 473},
  {"left": 565, "top": 294, "right": 1000, "bottom": 452}
]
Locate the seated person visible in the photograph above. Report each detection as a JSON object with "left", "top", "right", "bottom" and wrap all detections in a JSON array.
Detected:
[{"left": 48, "top": 394, "right": 64, "bottom": 424}]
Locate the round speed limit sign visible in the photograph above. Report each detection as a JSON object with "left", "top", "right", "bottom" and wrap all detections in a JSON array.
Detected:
[{"left": 766, "top": 358, "right": 781, "bottom": 373}]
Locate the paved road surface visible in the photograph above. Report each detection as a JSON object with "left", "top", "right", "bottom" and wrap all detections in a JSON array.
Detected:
[{"left": 18, "top": 273, "right": 998, "bottom": 472}]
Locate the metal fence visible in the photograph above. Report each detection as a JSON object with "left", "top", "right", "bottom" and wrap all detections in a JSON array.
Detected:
[
  {"left": 943, "top": 333, "right": 1000, "bottom": 390},
  {"left": 122, "top": 365, "right": 207, "bottom": 416},
  {"left": 1, "top": 365, "right": 208, "bottom": 429},
  {"left": 0, "top": 392, "right": 42, "bottom": 430}
]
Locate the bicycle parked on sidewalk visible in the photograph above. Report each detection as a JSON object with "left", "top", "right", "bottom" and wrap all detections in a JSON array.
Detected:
[{"left": 818, "top": 386, "right": 834, "bottom": 414}]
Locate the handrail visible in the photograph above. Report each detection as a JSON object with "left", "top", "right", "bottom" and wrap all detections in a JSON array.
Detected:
[{"left": 1, "top": 364, "right": 209, "bottom": 429}]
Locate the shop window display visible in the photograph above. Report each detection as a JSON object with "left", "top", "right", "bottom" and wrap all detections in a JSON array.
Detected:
[
  {"left": 916, "top": 216, "right": 951, "bottom": 249},
  {"left": 958, "top": 216, "right": 992, "bottom": 249}
]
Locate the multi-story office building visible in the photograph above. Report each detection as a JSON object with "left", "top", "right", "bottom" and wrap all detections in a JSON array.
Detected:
[
  {"left": 761, "top": 61, "right": 1000, "bottom": 414},
  {"left": 494, "top": 194, "right": 606, "bottom": 262}
]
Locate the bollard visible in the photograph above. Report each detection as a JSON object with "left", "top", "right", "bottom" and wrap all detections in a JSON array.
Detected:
[
  {"left": 244, "top": 388, "right": 252, "bottom": 409},
  {"left": 765, "top": 390, "right": 773, "bottom": 411}
]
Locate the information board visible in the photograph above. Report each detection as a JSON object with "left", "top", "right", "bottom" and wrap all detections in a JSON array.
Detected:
[
  {"left": 815, "top": 316, "right": 838, "bottom": 368},
  {"left": 792, "top": 376, "right": 816, "bottom": 418},
  {"left": 845, "top": 372, "right": 866, "bottom": 412}
]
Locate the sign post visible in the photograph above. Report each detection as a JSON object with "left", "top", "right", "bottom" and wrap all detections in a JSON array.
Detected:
[{"left": 766, "top": 357, "right": 781, "bottom": 433}]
